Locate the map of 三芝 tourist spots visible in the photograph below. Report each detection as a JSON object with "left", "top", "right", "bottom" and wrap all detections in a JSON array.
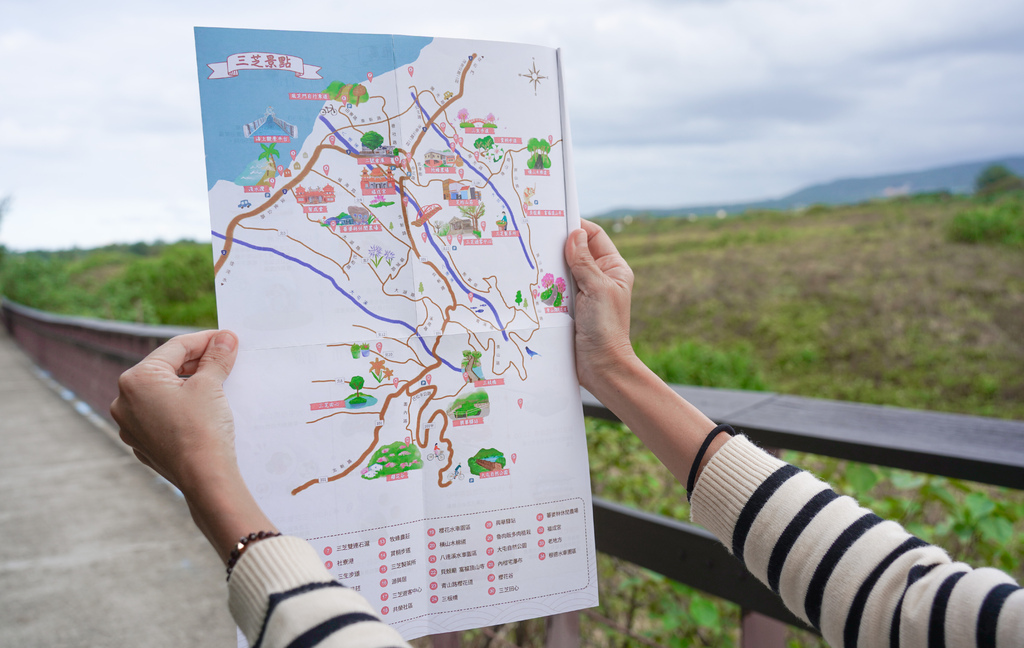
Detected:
[{"left": 195, "top": 28, "right": 597, "bottom": 640}]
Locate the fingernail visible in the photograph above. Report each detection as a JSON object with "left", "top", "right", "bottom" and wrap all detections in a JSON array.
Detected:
[{"left": 213, "top": 331, "right": 237, "bottom": 352}]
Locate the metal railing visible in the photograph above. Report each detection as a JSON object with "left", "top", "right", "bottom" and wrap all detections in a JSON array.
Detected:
[{"left": 4, "top": 298, "right": 1023, "bottom": 647}]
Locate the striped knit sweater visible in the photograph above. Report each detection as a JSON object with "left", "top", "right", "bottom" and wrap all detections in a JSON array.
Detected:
[
  {"left": 228, "top": 436, "right": 1022, "bottom": 647},
  {"left": 691, "top": 436, "right": 1023, "bottom": 647}
]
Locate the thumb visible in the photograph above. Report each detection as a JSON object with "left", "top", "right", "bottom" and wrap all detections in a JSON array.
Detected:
[
  {"left": 194, "top": 330, "right": 238, "bottom": 384},
  {"left": 565, "top": 228, "right": 602, "bottom": 289}
]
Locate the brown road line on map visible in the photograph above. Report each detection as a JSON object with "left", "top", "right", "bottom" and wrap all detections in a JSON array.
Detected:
[{"left": 219, "top": 53, "right": 477, "bottom": 275}]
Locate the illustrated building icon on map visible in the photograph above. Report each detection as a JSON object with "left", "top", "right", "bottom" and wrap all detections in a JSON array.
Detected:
[
  {"left": 294, "top": 185, "right": 336, "bottom": 205},
  {"left": 360, "top": 168, "right": 397, "bottom": 195}
]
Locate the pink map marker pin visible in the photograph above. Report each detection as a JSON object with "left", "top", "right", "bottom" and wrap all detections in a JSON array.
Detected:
[
  {"left": 376, "top": 342, "right": 383, "bottom": 353},
  {"left": 402, "top": 196, "right": 409, "bottom": 206},
  {"left": 458, "top": 169, "right": 464, "bottom": 179},
  {"left": 481, "top": 221, "right": 486, "bottom": 231},
  {"left": 517, "top": 398, "right": 523, "bottom": 409},
  {"left": 457, "top": 234, "right": 463, "bottom": 244},
  {"left": 439, "top": 123, "right": 446, "bottom": 133},
  {"left": 329, "top": 135, "right": 335, "bottom": 145},
  {"left": 474, "top": 152, "right": 479, "bottom": 161},
  {"left": 548, "top": 135, "right": 553, "bottom": 144},
  {"left": 511, "top": 453, "right": 517, "bottom": 464},
  {"left": 367, "top": 72, "right": 373, "bottom": 83},
  {"left": 394, "top": 378, "right": 400, "bottom": 388},
  {"left": 447, "top": 235, "right": 453, "bottom": 245},
  {"left": 277, "top": 165, "right": 284, "bottom": 174},
  {"left": 269, "top": 177, "right": 276, "bottom": 187},
  {"left": 425, "top": 374, "right": 432, "bottom": 385},
  {"left": 290, "top": 150, "right": 297, "bottom": 160},
  {"left": 468, "top": 293, "right": 474, "bottom": 302},
  {"left": 407, "top": 66, "right": 414, "bottom": 77},
  {"left": 421, "top": 232, "right": 427, "bottom": 242},
  {"left": 323, "top": 164, "right": 330, "bottom": 175},
  {"left": 340, "top": 95, "right": 348, "bottom": 105}
]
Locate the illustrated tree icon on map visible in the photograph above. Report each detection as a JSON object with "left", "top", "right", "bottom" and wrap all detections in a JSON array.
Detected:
[
  {"left": 258, "top": 143, "right": 279, "bottom": 175},
  {"left": 526, "top": 138, "right": 552, "bottom": 170},
  {"left": 361, "top": 130, "right": 384, "bottom": 151},
  {"left": 349, "top": 375, "right": 367, "bottom": 404}
]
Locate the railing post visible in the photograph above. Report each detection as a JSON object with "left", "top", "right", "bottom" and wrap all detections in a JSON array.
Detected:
[
  {"left": 741, "top": 610, "right": 787, "bottom": 648},
  {"left": 545, "top": 611, "right": 580, "bottom": 648},
  {"left": 431, "top": 631, "right": 461, "bottom": 648}
]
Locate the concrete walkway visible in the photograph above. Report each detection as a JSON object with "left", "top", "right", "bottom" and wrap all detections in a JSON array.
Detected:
[{"left": 0, "top": 328, "right": 235, "bottom": 647}]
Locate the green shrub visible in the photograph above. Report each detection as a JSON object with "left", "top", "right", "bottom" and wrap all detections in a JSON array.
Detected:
[
  {"left": 946, "top": 199, "right": 1024, "bottom": 247},
  {"left": 637, "top": 340, "right": 768, "bottom": 391}
]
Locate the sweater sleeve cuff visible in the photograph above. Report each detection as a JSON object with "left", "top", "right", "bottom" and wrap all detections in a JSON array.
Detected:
[
  {"left": 228, "top": 535, "right": 334, "bottom": 643},
  {"left": 689, "top": 435, "right": 787, "bottom": 548}
]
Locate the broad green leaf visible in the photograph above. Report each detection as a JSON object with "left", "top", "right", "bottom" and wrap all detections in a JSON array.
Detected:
[
  {"left": 846, "top": 463, "right": 879, "bottom": 493},
  {"left": 890, "top": 471, "right": 926, "bottom": 490},
  {"left": 965, "top": 493, "right": 996, "bottom": 520},
  {"left": 689, "top": 596, "right": 721, "bottom": 631},
  {"left": 978, "top": 517, "right": 1014, "bottom": 545}
]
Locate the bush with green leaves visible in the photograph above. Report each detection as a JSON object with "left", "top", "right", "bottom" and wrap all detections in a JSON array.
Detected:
[{"left": 946, "top": 198, "right": 1024, "bottom": 248}]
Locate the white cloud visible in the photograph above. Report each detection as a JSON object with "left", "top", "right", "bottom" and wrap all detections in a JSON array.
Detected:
[{"left": 1, "top": 0, "right": 1023, "bottom": 249}]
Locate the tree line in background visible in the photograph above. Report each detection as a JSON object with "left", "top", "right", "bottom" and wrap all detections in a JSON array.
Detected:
[{"left": 0, "top": 238, "right": 218, "bottom": 327}]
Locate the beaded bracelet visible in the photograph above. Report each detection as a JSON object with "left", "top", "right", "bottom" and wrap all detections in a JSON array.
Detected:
[
  {"left": 686, "top": 424, "right": 734, "bottom": 502},
  {"left": 226, "top": 531, "right": 281, "bottom": 581}
]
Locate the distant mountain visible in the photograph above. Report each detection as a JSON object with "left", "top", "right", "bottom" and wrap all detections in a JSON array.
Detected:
[{"left": 593, "top": 156, "right": 1024, "bottom": 219}]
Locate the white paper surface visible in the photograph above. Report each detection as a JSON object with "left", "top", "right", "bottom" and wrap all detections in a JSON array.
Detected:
[{"left": 195, "top": 28, "right": 597, "bottom": 640}]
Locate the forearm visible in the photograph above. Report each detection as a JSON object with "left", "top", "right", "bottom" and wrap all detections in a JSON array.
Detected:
[
  {"left": 584, "top": 351, "right": 727, "bottom": 487},
  {"left": 183, "top": 470, "right": 277, "bottom": 565}
]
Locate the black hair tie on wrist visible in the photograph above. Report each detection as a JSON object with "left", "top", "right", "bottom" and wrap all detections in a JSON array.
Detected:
[{"left": 687, "top": 424, "right": 734, "bottom": 502}]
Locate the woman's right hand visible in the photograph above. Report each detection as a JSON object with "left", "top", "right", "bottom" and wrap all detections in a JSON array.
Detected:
[{"left": 564, "top": 220, "right": 637, "bottom": 391}]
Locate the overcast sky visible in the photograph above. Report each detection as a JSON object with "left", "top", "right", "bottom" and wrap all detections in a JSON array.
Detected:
[{"left": 2, "top": 0, "right": 1023, "bottom": 250}]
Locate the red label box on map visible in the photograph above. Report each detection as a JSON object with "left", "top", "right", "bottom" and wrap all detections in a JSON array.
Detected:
[
  {"left": 524, "top": 170, "right": 550, "bottom": 176},
  {"left": 358, "top": 156, "right": 401, "bottom": 165},
  {"left": 387, "top": 473, "right": 409, "bottom": 482},
  {"left": 449, "top": 199, "right": 480, "bottom": 207},
  {"left": 526, "top": 210, "right": 565, "bottom": 217},
  {"left": 311, "top": 400, "right": 346, "bottom": 411},
  {"left": 244, "top": 185, "right": 270, "bottom": 193},
  {"left": 545, "top": 307, "right": 568, "bottom": 314},
  {"left": 303, "top": 205, "right": 328, "bottom": 213},
  {"left": 495, "top": 137, "right": 521, "bottom": 144},
  {"left": 474, "top": 379, "right": 504, "bottom": 387},
  {"left": 481, "top": 469, "right": 510, "bottom": 479},
  {"left": 463, "top": 239, "right": 492, "bottom": 246},
  {"left": 453, "top": 417, "right": 484, "bottom": 427},
  {"left": 465, "top": 128, "right": 495, "bottom": 134},
  {"left": 339, "top": 224, "right": 383, "bottom": 233},
  {"left": 289, "top": 92, "right": 331, "bottom": 100},
  {"left": 492, "top": 230, "right": 520, "bottom": 237},
  {"left": 425, "top": 167, "right": 455, "bottom": 174},
  {"left": 254, "top": 135, "right": 290, "bottom": 143}
]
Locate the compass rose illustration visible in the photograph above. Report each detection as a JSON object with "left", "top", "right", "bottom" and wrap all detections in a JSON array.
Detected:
[{"left": 519, "top": 58, "right": 547, "bottom": 95}]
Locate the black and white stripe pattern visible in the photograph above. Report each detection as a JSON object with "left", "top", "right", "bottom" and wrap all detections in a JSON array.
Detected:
[
  {"left": 230, "top": 536, "right": 411, "bottom": 648},
  {"left": 691, "top": 436, "right": 1023, "bottom": 647}
]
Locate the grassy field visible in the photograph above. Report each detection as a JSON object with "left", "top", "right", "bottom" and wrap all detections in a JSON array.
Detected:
[{"left": 614, "top": 194, "right": 1024, "bottom": 420}]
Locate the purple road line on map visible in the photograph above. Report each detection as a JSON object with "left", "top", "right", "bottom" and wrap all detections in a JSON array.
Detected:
[
  {"left": 319, "top": 115, "right": 360, "bottom": 155},
  {"left": 212, "top": 231, "right": 460, "bottom": 373},
  {"left": 411, "top": 92, "right": 534, "bottom": 270},
  {"left": 400, "top": 192, "right": 510, "bottom": 342},
  {"left": 321, "top": 113, "right": 510, "bottom": 342}
]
